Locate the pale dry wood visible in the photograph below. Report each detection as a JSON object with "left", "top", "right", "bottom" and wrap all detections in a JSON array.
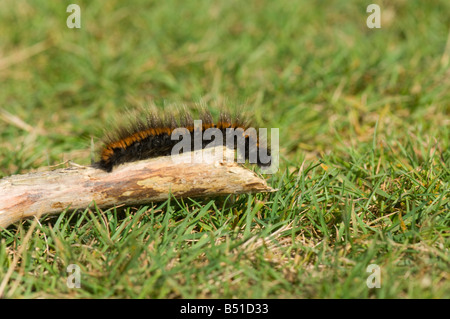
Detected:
[{"left": 0, "top": 146, "right": 274, "bottom": 228}]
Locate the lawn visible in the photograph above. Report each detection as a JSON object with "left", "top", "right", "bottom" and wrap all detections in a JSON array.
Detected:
[{"left": 0, "top": 0, "right": 448, "bottom": 298}]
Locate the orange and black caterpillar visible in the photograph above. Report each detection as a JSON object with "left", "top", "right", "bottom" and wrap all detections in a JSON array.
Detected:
[{"left": 96, "top": 109, "right": 271, "bottom": 172}]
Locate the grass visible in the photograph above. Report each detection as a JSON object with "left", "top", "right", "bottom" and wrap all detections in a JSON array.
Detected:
[{"left": 0, "top": 0, "right": 449, "bottom": 298}]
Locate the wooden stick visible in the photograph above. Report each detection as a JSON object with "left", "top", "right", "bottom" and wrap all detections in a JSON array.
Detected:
[{"left": 0, "top": 146, "right": 274, "bottom": 228}]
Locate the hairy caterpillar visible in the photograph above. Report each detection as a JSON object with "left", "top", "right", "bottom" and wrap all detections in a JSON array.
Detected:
[{"left": 96, "top": 109, "right": 271, "bottom": 172}]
